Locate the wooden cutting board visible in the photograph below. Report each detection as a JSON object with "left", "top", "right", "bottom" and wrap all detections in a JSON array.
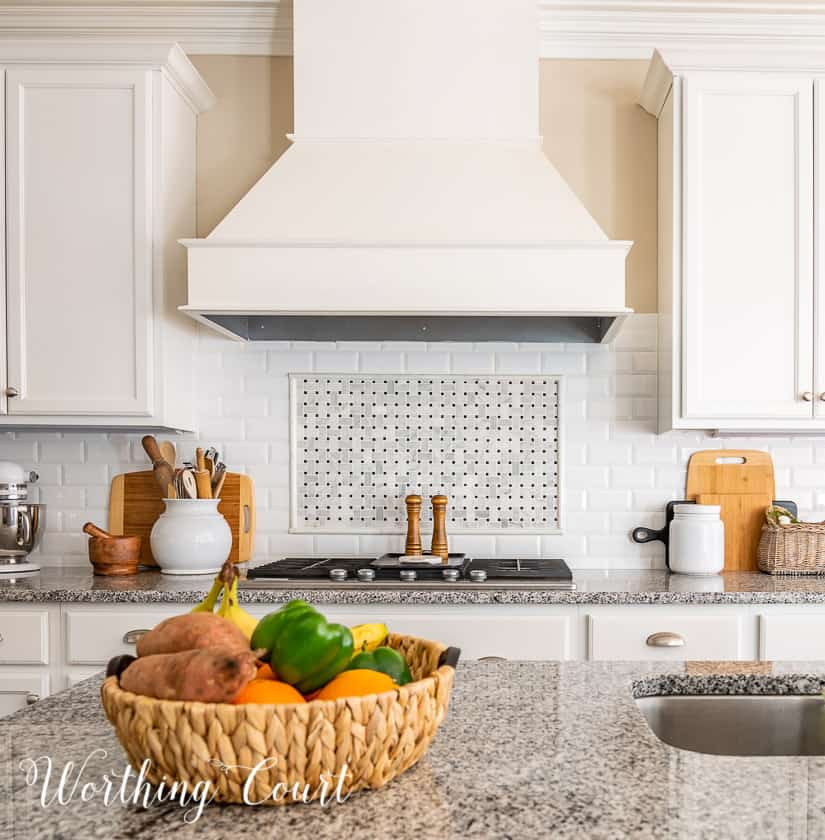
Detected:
[
  {"left": 108, "top": 470, "right": 255, "bottom": 567},
  {"left": 685, "top": 450, "right": 775, "bottom": 572}
]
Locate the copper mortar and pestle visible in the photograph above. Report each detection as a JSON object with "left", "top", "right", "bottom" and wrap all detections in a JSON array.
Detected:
[{"left": 83, "top": 522, "right": 141, "bottom": 576}]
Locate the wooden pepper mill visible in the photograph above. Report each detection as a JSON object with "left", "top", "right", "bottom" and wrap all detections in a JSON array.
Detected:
[
  {"left": 405, "top": 494, "right": 423, "bottom": 556},
  {"left": 431, "top": 495, "right": 449, "bottom": 561}
]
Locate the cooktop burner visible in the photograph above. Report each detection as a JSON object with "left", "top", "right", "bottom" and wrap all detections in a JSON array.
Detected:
[{"left": 246, "top": 555, "right": 573, "bottom": 585}]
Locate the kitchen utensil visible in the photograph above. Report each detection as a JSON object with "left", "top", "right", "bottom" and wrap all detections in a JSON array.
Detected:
[
  {"left": 108, "top": 470, "right": 255, "bottom": 566},
  {"left": 83, "top": 521, "right": 140, "bottom": 576},
  {"left": 102, "top": 636, "right": 460, "bottom": 804},
  {"left": 212, "top": 470, "right": 227, "bottom": 498},
  {"left": 430, "top": 494, "right": 448, "bottom": 561},
  {"left": 149, "top": 498, "right": 231, "bottom": 575},
  {"left": 173, "top": 468, "right": 197, "bottom": 500},
  {"left": 668, "top": 504, "right": 725, "bottom": 575},
  {"left": 686, "top": 450, "right": 776, "bottom": 571},
  {"left": 632, "top": 499, "right": 798, "bottom": 568},
  {"left": 194, "top": 469, "right": 212, "bottom": 500},
  {"left": 141, "top": 435, "right": 175, "bottom": 496},
  {"left": 159, "top": 441, "right": 176, "bottom": 468}
]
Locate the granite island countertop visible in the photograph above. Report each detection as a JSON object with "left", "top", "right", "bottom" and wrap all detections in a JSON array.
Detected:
[
  {"left": 3, "top": 660, "right": 825, "bottom": 838},
  {"left": 5, "top": 564, "right": 825, "bottom": 605}
]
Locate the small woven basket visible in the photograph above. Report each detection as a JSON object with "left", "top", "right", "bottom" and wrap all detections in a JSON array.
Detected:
[
  {"left": 100, "top": 633, "right": 456, "bottom": 805},
  {"left": 758, "top": 516, "right": 825, "bottom": 574}
]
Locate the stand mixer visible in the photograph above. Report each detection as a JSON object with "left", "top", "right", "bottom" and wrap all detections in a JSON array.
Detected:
[{"left": 0, "top": 461, "right": 45, "bottom": 573}]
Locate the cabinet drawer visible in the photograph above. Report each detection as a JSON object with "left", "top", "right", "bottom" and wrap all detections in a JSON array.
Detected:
[
  {"left": 588, "top": 614, "right": 741, "bottom": 661},
  {"left": 65, "top": 609, "right": 179, "bottom": 664},
  {"left": 0, "top": 672, "right": 49, "bottom": 717},
  {"left": 322, "top": 611, "right": 572, "bottom": 661},
  {"left": 760, "top": 615, "right": 825, "bottom": 660},
  {"left": 0, "top": 610, "right": 48, "bottom": 664}
]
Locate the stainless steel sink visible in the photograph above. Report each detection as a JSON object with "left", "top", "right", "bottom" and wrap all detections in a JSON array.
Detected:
[{"left": 636, "top": 695, "right": 825, "bottom": 756}]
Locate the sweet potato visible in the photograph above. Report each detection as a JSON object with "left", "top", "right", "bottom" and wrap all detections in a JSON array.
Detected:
[
  {"left": 120, "top": 648, "right": 257, "bottom": 702},
  {"left": 136, "top": 612, "right": 249, "bottom": 658}
]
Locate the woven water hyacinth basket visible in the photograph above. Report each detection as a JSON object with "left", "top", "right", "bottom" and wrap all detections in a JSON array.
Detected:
[
  {"left": 758, "top": 514, "right": 825, "bottom": 574},
  {"left": 101, "top": 633, "right": 458, "bottom": 804}
]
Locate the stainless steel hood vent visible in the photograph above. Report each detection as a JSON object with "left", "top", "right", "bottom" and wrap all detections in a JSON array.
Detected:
[{"left": 180, "top": 0, "right": 632, "bottom": 343}]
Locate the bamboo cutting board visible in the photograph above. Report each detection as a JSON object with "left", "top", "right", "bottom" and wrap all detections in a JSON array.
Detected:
[
  {"left": 108, "top": 470, "right": 255, "bottom": 567},
  {"left": 685, "top": 450, "right": 775, "bottom": 572}
]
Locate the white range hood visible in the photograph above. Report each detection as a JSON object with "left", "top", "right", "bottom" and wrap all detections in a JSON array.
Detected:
[{"left": 180, "top": 0, "right": 632, "bottom": 343}]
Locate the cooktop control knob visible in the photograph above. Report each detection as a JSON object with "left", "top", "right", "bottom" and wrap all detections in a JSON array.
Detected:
[
  {"left": 469, "top": 569, "right": 488, "bottom": 583},
  {"left": 399, "top": 569, "right": 417, "bottom": 582},
  {"left": 328, "top": 568, "right": 347, "bottom": 582},
  {"left": 442, "top": 568, "right": 460, "bottom": 582},
  {"left": 356, "top": 568, "right": 375, "bottom": 582}
]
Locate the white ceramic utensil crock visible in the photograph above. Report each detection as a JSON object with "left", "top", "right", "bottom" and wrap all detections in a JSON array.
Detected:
[
  {"left": 150, "top": 498, "right": 231, "bottom": 575},
  {"left": 669, "top": 504, "right": 725, "bottom": 576}
]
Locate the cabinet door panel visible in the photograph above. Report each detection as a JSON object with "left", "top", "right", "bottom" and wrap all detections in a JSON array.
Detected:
[
  {"left": 682, "top": 73, "right": 813, "bottom": 421},
  {"left": 5, "top": 67, "right": 153, "bottom": 415},
  {"left": 0, "top": 68, "right": 6, "bottom": 416},
  {"left": 814, "top": 81, "right": 825, "bottom": 415}
]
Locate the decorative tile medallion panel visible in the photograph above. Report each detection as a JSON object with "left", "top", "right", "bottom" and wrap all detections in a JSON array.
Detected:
[{"left": 289, "top": 374, "right": 561, "bottom": 533}]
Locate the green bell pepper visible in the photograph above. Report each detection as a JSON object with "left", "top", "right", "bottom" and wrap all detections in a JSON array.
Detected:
[
  {"left": 347, "top": 646, "right": 412, "bottom": 685},
  {"left": 250, "top": 600, "right": 354, "bottom": 694}
]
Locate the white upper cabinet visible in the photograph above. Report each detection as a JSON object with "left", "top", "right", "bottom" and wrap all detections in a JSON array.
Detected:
[
  {"left": 0, "top": 44, "right": 214, "bottom": 430},
  {"left": 5, "top": 67, "right": 153, "bottom": 417},
  {"left": 643, "top": 52, "right": 824, "bottom": 432}
]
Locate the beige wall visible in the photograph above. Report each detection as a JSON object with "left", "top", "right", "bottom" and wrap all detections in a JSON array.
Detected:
[{"left": 191, "top": 56, "right": 657, "bottom": 312}]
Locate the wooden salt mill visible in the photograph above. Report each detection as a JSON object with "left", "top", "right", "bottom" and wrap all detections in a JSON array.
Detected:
[
  {"left": 431, "top": 494, "right": 449, "bottom": 561},
  {"left": 405, "top": 494, "right": 423, "bottom": 556}
]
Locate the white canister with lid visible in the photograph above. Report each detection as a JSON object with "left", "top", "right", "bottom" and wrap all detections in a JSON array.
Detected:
[{"left": 669, "top": 504, "right": 725, "bottom": 575}]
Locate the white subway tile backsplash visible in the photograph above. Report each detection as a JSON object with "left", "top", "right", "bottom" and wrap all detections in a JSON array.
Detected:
[
  {"left": 39, "top": 440, "right": 85, "bottom": 464},
  {"left": 450, "top": 352, "right": 495, "bottom": 374},
  {"left": 4, "top": 314, "right": 825, "bottom": 570}
]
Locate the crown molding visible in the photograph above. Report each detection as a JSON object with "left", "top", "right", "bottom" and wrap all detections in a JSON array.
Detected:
[{"left": 3, "top": 1, "right": 825, "bottom": 59}]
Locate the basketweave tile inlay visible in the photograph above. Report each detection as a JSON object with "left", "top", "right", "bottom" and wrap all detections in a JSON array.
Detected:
[{"left": 289, "top": 374, "right": 561, "bottom": 533}]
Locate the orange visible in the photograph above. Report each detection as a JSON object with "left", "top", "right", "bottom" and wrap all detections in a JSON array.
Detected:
[
  {"left": 233, "top": 679, "right": 306, "bottom": 705},
  {"left": 256, "top": 663, "right": 278, "bottom": 680},
  {"left": 314, "top": 669, "right": 395, "bottom": 701}
]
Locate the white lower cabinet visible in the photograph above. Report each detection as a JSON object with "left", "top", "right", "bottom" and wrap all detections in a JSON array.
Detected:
[
  {"left": 587, "top": 612, "right": 742, "bottom": 661},
  {"left": 319, "top": 606, "right": 574, "bottom": 661},
  {"left": 6, "top": 601, "right": 825, "bottom": 715},
  {"left": 759, "top": 613, "right": 825, "bottom": 660},
  {"left": 0, "top": 672, "right": 49, "bottom": 715},
  {"left": 64, "top": 607, "right": 180, "bottom": 665}
]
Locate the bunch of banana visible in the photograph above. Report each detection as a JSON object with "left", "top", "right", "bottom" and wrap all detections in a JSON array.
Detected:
[
  {"left": 351, "top": 622, "right": 388, "bottom": 655},
  {"left": 191, "top": 561, "right": 259, "bottom": 640}
]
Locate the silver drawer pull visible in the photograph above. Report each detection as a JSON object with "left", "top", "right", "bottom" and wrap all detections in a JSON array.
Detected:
[
  {"left": 478, "top": 656, "right": 507, "bottom": 661},
  {"left": 0, "top": 690, "right": 39, "bottom": 703},
  {"left": 646, "top": 632, "right": 685, "bottom": 648},
  {"left": 123, "top": 629, "right": 150, "bottom": 645}
]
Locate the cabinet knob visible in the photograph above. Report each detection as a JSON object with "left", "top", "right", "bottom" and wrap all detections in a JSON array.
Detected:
[
  {"left": 819, "top": 393, "right": 825, "bottom": 402},
  {"left": 3, "top": 387, "right": 18, "bottom": 398},
  {"left": 802, "top": 391, "right": 814, "bottom": 402},
  {"left": 26, "top": 692, "right": 39, "bottom": 705},
  {"left": 646, "top": 631, "right": 685, "bottom": 648},
  {"left": 122, "top": 629, "right": 150, "bottom": 645}
]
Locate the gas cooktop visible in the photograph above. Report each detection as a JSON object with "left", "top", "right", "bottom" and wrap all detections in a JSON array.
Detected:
[{"left": 245, "top": 555, "right": 575, "bottom": 588}]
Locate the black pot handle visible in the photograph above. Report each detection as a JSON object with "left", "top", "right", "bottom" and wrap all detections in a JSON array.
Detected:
[
  {"left": 632, "top": 526, "right": 667, "bottom": 544},
  {"left": 439, "top": 647, "right": 461, "bottom": 669}
]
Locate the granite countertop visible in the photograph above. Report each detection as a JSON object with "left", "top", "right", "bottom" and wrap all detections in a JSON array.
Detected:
[
  {"left": 3, "top": 660, "right": 825, "bottom": 838},
  {"left": 5, "top": 564, "right": 825, "bottom": 605}
]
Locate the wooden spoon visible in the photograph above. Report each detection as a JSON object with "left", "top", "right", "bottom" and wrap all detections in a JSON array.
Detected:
[{"left": 159, "top": 440, "right": 176, "bottom": 468}]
